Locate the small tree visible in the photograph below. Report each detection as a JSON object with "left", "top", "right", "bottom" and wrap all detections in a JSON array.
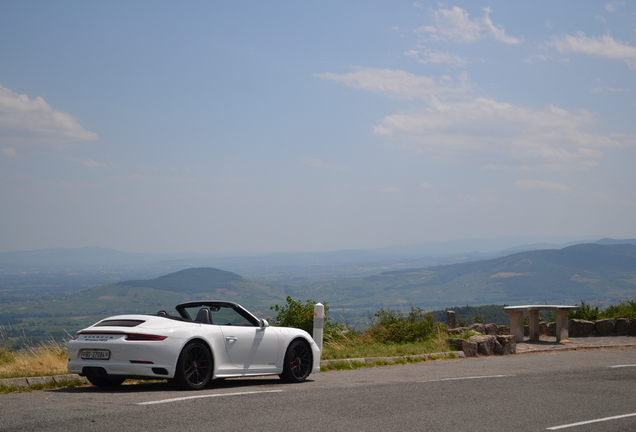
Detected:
[{"left": 270, "top": 296, "right": 344, "bottom": 339}]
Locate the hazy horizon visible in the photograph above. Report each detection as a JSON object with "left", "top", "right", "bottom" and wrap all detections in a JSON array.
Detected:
[{"left": 1, "top": 2, "right": 635, "bottom": 254}]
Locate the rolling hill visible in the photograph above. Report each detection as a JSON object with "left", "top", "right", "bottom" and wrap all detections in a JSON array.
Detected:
[{"left": 2, "top": 243, "right": 636, "bottom": 338}]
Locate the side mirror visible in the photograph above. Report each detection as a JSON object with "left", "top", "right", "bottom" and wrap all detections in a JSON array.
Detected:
[{"left": 259, "top": 319, "right": 270, "bottom": 329}]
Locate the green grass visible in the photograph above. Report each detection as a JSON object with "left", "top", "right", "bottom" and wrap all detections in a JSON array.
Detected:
[{"left": 320, "top": 352, "right": 457, "bottom": 372}]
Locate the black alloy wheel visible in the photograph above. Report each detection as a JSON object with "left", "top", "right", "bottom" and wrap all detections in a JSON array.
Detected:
[
  {"left": 280, "top": 339, "right": 312, "bottom": 383},
  {"left": 170, "top": 341, "right": 213, "bottom": 390}
]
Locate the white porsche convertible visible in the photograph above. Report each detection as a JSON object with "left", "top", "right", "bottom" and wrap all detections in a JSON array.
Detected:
[{"left": 67, "top": 300, "right": 321, "bottom": 390}]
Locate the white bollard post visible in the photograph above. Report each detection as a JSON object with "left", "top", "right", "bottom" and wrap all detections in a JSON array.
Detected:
[{"left": 313, "top": 303, "right": 324, "bottom": 352}]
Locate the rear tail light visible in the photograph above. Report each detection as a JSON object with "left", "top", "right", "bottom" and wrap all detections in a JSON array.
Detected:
[{"left": 124, "top": 334, "right": 167, "bottom": 341}]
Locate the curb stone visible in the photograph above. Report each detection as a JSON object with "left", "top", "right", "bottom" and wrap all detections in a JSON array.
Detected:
[{"left": 0, "top": 374, "right": 88, "bottom": 389}]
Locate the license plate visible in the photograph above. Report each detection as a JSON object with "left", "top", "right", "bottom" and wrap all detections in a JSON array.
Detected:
[{"left": 81, "top": 349, "right": 110, "bottom": 360}]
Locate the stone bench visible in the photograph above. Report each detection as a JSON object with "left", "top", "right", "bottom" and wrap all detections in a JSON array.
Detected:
[{"left": 504, "top": 305, "right": 580, "bottom": 343}]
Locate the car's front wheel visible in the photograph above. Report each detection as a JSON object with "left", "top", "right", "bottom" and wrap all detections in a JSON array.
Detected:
[
  {"left": 279, "top": 339, "right": 312, "bottom": 383},
  {"left": 86, "top": 375, "right": 126, "bottom": 387},
  {"left": 170, "top": 341, "right": 213, "bottom": 390}
]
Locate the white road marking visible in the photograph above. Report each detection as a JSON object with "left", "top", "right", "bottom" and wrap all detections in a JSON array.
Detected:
[
  {"left": 547, "top": 412, "right": 636, "bottom": 430},
  {"left": 608, "top": 364, "right": 636, "bottom": 368},
  {"left": 137, "top": 389, "right": 284, "bottom": 405},
  {"left": 418, "top": 374, "right": 515, "bottom": 383}
]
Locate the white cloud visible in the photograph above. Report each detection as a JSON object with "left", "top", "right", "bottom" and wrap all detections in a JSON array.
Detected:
[
  {"left": 303, "top": 158, "right": 347, "bottom": 170},
  {"left": 481, "top": 7, "right": 522, "bottom": 45},
  {"left": 605, "top": 2, "right": 625, "bottom": 12},
  {"left": 419, "top": 182, "right": 433, "bottom": 189},
  {"left": 547, "top": 33, "right": 636, "bottom": 68},
  {"left": 373, "top": 96, "right": 620, "bottom": 169},
  {"left": 514, "top": 180, "right": 571, "bottom": 193},
  {"left": 417, "top": 6, "right": 521, "bottom": 44},
  {"left": 0, "top": 86, "right": 97, "bottom": 146},
  {"left": 404, "top": 49, "right": 469, "bottom": 66},
  {"left": 380, "top": 186, "right": 400, "bottom": 193},
  {"left": 315, "top": 67, "right": 472, "bottom": 99}
]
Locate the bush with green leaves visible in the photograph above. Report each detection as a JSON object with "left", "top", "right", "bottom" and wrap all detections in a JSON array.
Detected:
[
  {"left": 569, "top": 300, "right": 636, "bottom": 321},
  {"left": 270, "top": 296, "right": 344, "bottom": 339},
  {"left": 366, "top": 306, "right": 442, "bottom": 344}
]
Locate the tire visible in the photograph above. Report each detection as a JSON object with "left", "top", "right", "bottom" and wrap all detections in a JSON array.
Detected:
[
  {"left": 279, "top": 339, "right": 312, "bottom": 383},
  {"left": 86, "top": 375, "right": 126, "bottom": 387},
  {"left": 170, "top": 341, "right": 213, "bottom": 390}
]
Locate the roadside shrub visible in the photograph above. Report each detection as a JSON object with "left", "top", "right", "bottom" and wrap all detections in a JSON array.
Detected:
[
  {"left": 366, "top": 307, "right": 442, "bottom": 344},
  {"left": 569, "top": 301, "right": 601, "bottom": 321},
  {"left": 270, "top": 296, "right": 344, "bottom": 339},
  {"left": 602, "top": 300, "right": 636, "bottom": 320}
]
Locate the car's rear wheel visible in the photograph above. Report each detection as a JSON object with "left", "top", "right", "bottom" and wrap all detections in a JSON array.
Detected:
[
  {"left": 170, "top": 341, "right": 213, "bottom": 390},
  {"left": 279, "top": 339, "right": 312, "bottom": 383},
  {"left": 86, "top": 375, "right": 126, "bottom": 387}
]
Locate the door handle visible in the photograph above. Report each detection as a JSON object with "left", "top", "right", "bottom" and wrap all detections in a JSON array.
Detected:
[{"left": 225, "top": 336, "right": 237, "bottom": 342}]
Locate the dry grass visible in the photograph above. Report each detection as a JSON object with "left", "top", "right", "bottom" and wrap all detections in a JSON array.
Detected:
[
  {"left": 0, "top": 341, "right": 69, "bottom": 379},
  {"left": 321, "top": 329, "right": 451, "bottom": 360}
]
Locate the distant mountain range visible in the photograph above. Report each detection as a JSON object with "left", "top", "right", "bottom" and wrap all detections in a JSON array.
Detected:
[
  {"left": 2, "top": 241, "right": 636, "bottom": 336},
  {"left": 0, "top": 237, "right": 621, "bottom": 293}
]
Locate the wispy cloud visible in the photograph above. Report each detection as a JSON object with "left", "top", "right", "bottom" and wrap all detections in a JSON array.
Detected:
[
  {"left": 547, "top": 32, "right": 636, "bottom": 68},
  {"left": 514, "top": 180, "right": 571, "bottom": 193},
  {"left": 379, "top": 186, "right": 400, "bottom": 193},
  {"left": 0, "top": 86, "right": 98, "bottom": 146},
  {"left": 404, "top": 49, "right": 469, "bottom": 66},
  {"left": 315, "top": 67, "right": 472, "bottom": 100},
  {"left": 605, "top": 1, "right": 625, "bottom": 12},
  {"left": 373, "top": 96, "right": 619, "bottom": 169},
  {"left": 417, "top": 6, "right": 521, "bottom": 45}
]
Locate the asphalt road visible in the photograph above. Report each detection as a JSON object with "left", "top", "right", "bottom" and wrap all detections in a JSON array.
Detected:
[{"left": 2, "top": 348, "right": 636, "bottom": 431}]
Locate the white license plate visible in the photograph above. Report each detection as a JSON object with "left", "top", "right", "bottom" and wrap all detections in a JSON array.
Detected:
[{"left": 81, "top": 349, "right": 110, "bottom": 360}]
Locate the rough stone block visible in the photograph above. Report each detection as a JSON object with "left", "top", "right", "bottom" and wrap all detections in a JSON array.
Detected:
[
  {"left": 569, "top": 319, "right": 595, "bottom": 337},
  {"left": 484, "top": 323, "right": 498, "bottom": 335},
  {"left": 447, "top": 327, "right": 468, "bottom": 336},
  {"left": 447, "top": 338, "right": 466, "bottom": 351},
  {"left": 461, "top": 341, "right": 478, "bottom": 357},
  {"left": 539, "top": 321, "right": 549, "bottom": 336},
  {"left": 595, "top": 319, "right": 616, "bottom": 336},
  {"left": 497, "top": 325, "right": 510, "bottom": 335},
  {"left": 469, "top": 323, "right": 485, "bottom": 334},
  {"left": 470, "top": 335, "right": 496, "bottom": 356},
  {"left": 496, "top": 335, "right": 516, "bottom": 355},
  {"left": 629, "top": 319, "right": 636, "bottom": 336},
  {"left": 616, "top": 318, "right": 629, "bottom": 336}
]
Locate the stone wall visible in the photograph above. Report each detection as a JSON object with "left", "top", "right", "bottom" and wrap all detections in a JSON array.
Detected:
[{"left": 521, "top": 318, "right": 636, "bottom": 337}]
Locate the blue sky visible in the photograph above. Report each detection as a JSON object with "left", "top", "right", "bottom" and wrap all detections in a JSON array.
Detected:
[{"left": 1, "top": 1, "right": 635, "bottom": 254}]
